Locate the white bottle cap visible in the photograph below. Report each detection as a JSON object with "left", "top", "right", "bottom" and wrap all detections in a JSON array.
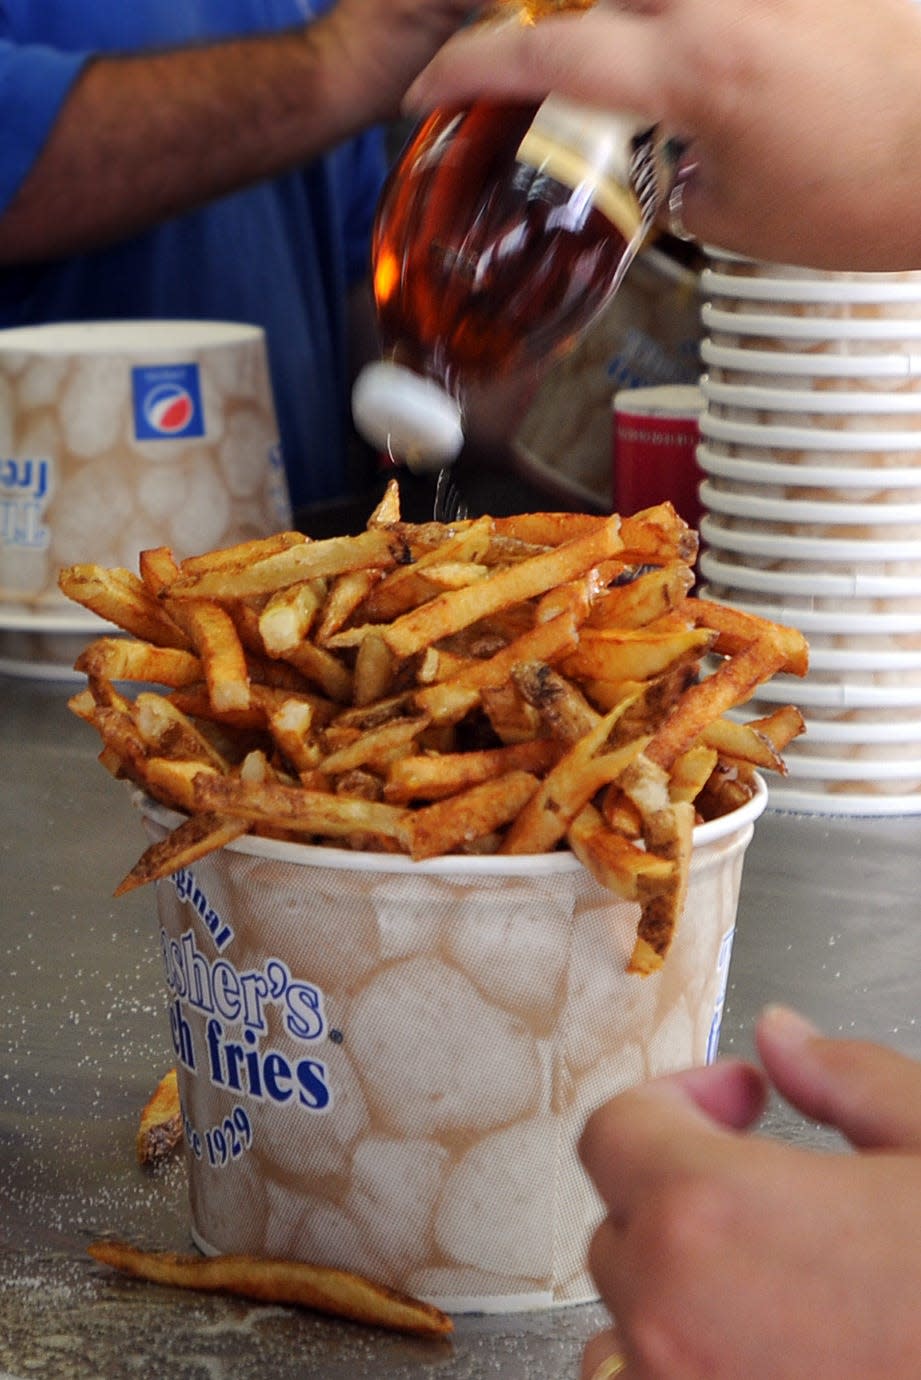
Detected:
[{"left": 351, "top": 361, "right": 465, "bottom": 473}]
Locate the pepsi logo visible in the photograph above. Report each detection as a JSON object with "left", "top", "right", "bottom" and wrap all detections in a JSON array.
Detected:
[{"left": 143, "top": 382, "right": 196, "bottom": 436}]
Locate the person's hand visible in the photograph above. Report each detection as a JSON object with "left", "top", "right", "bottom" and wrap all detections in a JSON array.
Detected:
[
  {"left": 319, "top": 0, "right": 484, "bottom": 123},
  {"left": 577, "top": 1004, "right": 921, "bottom": 1379},
  {"left": 404, "top": 0, "right": 921, "bottom": 269}
]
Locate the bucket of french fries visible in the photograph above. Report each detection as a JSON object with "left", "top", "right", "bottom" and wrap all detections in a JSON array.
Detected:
[{"left": 62, "top": 481, "right": 807, "bottom": 1312}]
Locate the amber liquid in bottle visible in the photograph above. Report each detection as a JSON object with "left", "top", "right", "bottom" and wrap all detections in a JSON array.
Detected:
[{"left": 372, "top": 101, "right": 635, "bottom": 396}]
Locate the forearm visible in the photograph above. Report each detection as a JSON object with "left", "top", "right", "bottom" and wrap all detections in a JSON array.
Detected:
[{"left": 0, "top": 23, "right": 378, "bottom": 263}]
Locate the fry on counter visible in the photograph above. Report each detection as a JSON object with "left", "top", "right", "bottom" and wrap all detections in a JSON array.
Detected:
[
  {"left": 61, "top": 480, "right": 807, "bottom": 974},
  {"left": 135, "top": 1068, "right": 183, "bottom": 1168},
  {"left": 87, "top": 1239, "right": 454, "bottom": 1338}
]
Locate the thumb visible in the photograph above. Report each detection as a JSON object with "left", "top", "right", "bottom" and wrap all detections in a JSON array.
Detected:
[{"left": 756, "top": 1004, "right": 921, "bottom": 1150}]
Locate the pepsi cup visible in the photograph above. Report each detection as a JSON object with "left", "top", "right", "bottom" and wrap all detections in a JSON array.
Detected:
[{"left": 0, "top": 320, "right": 291, "bottom": 614}]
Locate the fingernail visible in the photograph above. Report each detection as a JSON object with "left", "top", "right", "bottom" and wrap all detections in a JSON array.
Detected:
[{"left": 760, "top": 1004, "right": 821, "bottom": 1046}]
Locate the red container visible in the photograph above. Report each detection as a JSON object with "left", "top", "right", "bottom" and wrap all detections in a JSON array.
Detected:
[{"left": 613, "top": 384, "right": 703, "bottom": 532}]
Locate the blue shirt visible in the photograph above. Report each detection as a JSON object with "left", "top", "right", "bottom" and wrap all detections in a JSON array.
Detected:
[{"left": 0, "top": 2, "right": 387, "bottom": 510}]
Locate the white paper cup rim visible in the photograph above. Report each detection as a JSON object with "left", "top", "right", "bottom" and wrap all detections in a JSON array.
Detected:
[
  {"left": 700, "top": 338, "right": 921, "bottom": 378},
  {"left": 701, "top": 514, "right": 921, "bottom": 561},
  {"left": 702, "top": 268, "right": 921, "bottom": 304},
  {"left": 696, "top": 445, "right": 921, "bottom": 489},
  {"left": 612, "top": 383, "right": 702, "bottom": 417},
  {"left": 700, "top": 376, "right": 921, "bottom": 414},
  {"left": 136, "top": 778, "right": 768, "bottom": 872},
  {"left": 749, "top": 675, "right": 921, "bottom": 708},
  {"left": 696, "top": 585, "right": 921, "bottom": 634},
  {"left": 699, "top": 481, "right": 921, "bottom": 525},
  {"left": 766, "top": 782, "right": 921, "bottom": 816},
  {"left": 700, "top": 412, "right": 921, "bottom": 451},
  {"left": 0, "top": 319, "right": 264, "bottom": 355},
  {"left": 704, "top": 250, "right": 921, "bottom": 282},
  {"left": 783, "top": 752, "right": 921, "bottom": 781},
  {"left": 703, "top": 303, "right": 921, "bottom": 341},
  {"left": 795, "top": 715, "right": 921, "bottom": 744},
  {"left": 805, "top": 646, "right": 921, "bottom": 671},
  {"left": 699, "top": 549, "right": 921, "bottom": 596}
]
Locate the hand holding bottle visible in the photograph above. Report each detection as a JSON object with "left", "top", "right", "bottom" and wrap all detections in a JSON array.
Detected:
[{"left": 405, "top": 0, "right": 921, "bottom": 271}]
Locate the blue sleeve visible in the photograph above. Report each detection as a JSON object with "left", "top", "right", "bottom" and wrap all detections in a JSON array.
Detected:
[
  {"left": 0, "top": 40, "right": 91, "bottom": 213},
  {"left": 341, "top": 125, "right": 388, "bottom": 288}
]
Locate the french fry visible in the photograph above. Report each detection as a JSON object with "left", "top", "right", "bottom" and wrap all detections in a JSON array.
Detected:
[
  {"left": 561, "top": 626, "right": 715, "bottom": 685},
  {"left": 319, "top": 715, "right": 428, "bottom": 776},
  {"left": 414, "top": 609, "right": 581, "bottom": 725},
  {"left": 501, "top": 695, "right": 648, "bottom": 854},
  {"left": 691, "top": 599, "right": 809, "bottom": 678},
  {"left": 586, "top": 562, "right": 694, "bottom": 631},
  {"left": 697, "top": 717, "right": 787, "bottom": 775},
  {"left": 316, "top": 568, "right": 382, "bottom": 644},
  {"left": 64, "top": 484, "right": 807, "bottom": 972},
  {"left": 258, "top": 580, "right": 325, "bottom": 654},
  {"left": 668, "top": 744, "right": 720, "bottom": 805},
  {"left": 193, "top": 773, "right": 410, "bottom": 847},
  {"left": 408, "top": 770, "right": 540, "bottom": 860},
  {"left": 385, "top": 738, "right": 561, "bottom": 803},
  {"left": 168, "top": 528, "right": 404, "bottom": 600},
  {"left": 333, "top": 516, "right": 495, "bottom": 629},
  {"left": 138, "top": 545, "right": 182, "bottom": 597},
  {"left": 87, "top": 1240, "right": 453, "bottom": 1338},
  {"left": 135, "top": 1069, "right": 183, "bottom": 1168},
  {"left": 629, "top": 797, "right": 695, "bottom": 975},
  {"left": 163, "top": 600, "right": 251, "bottom": 714},
  {"left": 116, "top": 811, "right": 248, "bottom": 896},
  {"left": 366, "top": 476, "right": 401, "bottom": 526},
  {"left": 134, "top": 692, "right": 231, "bottom": 769},
  {"left": 353, "top": 631, "right": 396, "bottom": 707},
  {"left": 568, "top": 804, "right": 672, "bottom": 902},
  {"left": 75, "top": 637, "right": 202, "bottom": 688},
  {"left": 178, "top": 530, "right": 308, "bottom": 575},
  {"left": 381, "top": 516, "right": 623, "bottom": 660},
  {"left": 512, "top": 662, "right": 602, "bottom": 742},
  {"left": 58, "top": 563, "right": 191, "bottom": 649},
  {"left": 747, "top": 704, "right": 806, "bottom": 752}
]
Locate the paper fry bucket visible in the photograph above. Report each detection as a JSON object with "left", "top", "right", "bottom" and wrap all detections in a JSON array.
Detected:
[
  {"left": 0, "top": 320, "right": 291, "bottom": 611},
  {"left": 142, "top": 779, "right": 765, "bottom": 1314}
]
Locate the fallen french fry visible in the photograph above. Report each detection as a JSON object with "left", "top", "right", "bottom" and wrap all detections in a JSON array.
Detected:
[
  {"left": 136, "top": 1069, "right": 183, "bottom": 1167},
  {"left": 87, "top": 1239, "right": 453, "bottom": 1337}
]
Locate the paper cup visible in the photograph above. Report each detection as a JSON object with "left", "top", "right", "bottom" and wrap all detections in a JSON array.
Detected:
[
  {"left": 700, "top": 481, "right": 921, "bottom": 529},
  {"left": 699, "top": 550, "right": 921, "bottom": 600},
  {"left": 783, "top": 751, "right": 921, "bottom": 781},
  {"left": 798, "top": 717, "right": 921, "bottom": 747},
  {"left": 703, "top": 301, "right": 921, "bottom": 341},
  {"left": 765, "top": 780, "right": 921, "bottom": 816},
  {"left": 700, "top": 338, "right": 921, "bottom": 386},
  {"left": 700, "top": 378, "right": 921, "bottom": 434},
  {"left": 748, "top": 675, "right": 921, "bottom": 709},
  {"left": 701, "top": 268, "right": 921, "bottom": 305},
  {"left": 0, "top": 321, "right": 291, "bottom": 614},
  {"left": 703, "top": 251, "right": 921, "bottom": 285},
  {"left": 697, "top": 586, "right": 921, "bottom": 634},
  {"left": 696, "top": 447, "right": 921, "bottom": 493},
  {"left": 612, "top": 385, "right": 703, "bottom": 532},
  {"left": 700, "top": 413, "right": 921, "bottom": 453},
  {"left": 142, "top": 782, "right": 766, "bottom": 1313},
  {"left": 700, "top": 515, "right": 921, "bottom": 563}
]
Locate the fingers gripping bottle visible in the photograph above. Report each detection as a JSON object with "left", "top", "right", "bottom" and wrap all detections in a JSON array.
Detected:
[{"left": 351, "top": 98, "right": 681, "bottom": 472}]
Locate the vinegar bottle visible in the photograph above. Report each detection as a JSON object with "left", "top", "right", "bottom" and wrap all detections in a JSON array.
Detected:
[{"left": 352, "top": 98, "right": 681, "bottom": 471}]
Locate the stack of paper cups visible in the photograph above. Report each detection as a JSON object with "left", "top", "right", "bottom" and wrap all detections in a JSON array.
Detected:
[{"left": 697, "top": 250, "right": 921, "bottom": 815}]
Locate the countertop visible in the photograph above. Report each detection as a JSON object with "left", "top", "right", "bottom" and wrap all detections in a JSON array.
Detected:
[{"left": 3, "top": 672, "right": 921, "bottom": 1379}]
